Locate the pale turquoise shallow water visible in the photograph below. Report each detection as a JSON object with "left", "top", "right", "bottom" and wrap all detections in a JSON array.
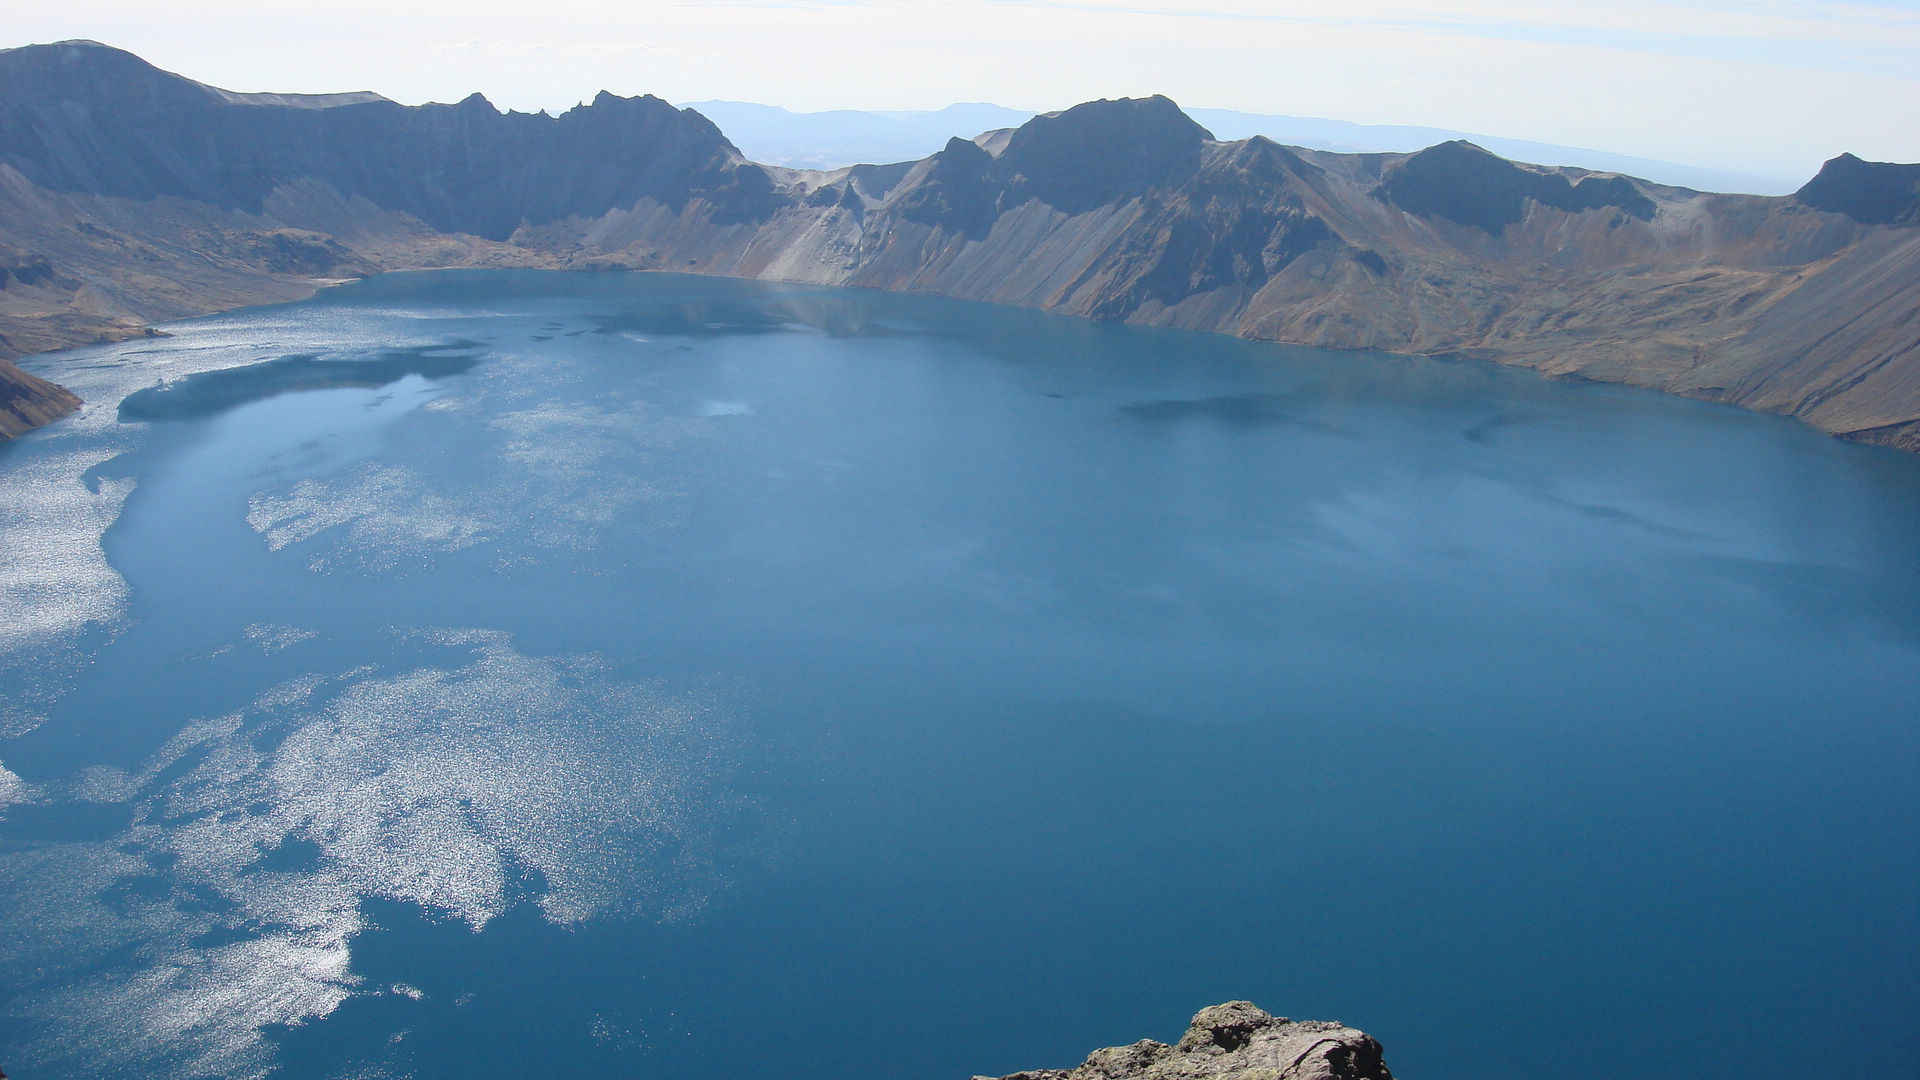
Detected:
[{"left": 0, "top": 271, "right": 1915, "bottom": 1079}]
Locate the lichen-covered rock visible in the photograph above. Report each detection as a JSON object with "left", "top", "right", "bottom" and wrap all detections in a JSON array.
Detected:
[{"left": 976, "top": 1002, "right": 1394, "bottom": 1080}]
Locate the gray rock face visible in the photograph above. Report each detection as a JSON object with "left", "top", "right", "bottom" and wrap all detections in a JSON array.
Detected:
[
  {"left": 1796, "top": 153, "right": 1920, "bottom": 226},
  {"left": 0, "top": 40, "right": 778, "bottom": 240},
  {"left": 890, "top": 97, "right": 1213, "bottom": 234},
  {"left": 998, "top": 95, "right": 1212, "bottom": 214},
  {"left": 896, "top": 136, "right": 1002, "bottom": 237},
  {"left": 977, "top": 1003, "right": 1394, "bottom": 1080},
  {"left": 1376, "top": 139, "right": 1656, "bottom": 231}
]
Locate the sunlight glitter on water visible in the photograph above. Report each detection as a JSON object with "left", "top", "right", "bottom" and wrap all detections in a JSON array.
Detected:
[
  {"left": 1, "top": 627, "right": 744, "bottom": 1077},
  {"left": 1, "top": 271, "right": 1915, "bottom": 1080}
]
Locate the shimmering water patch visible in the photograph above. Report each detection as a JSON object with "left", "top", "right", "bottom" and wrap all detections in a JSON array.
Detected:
[
  {"left": 0, "top": 627, "right": 748, "bottom": 1078},
  {"left": 0, "top": 762, "right": 29, "bottom": 812},
  {"left": 243, "top": 623, "right": 320, "bottom": 653},
  {"left": 0, "top": 302, "right": 477, "bottom": 732},
  {"left": 246, "top": 463, "right": 496, "bottom": 570}
]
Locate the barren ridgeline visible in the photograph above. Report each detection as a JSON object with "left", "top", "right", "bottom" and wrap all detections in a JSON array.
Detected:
[{"left": 2, "top": 40, "right": 1916, "bottom": 448}]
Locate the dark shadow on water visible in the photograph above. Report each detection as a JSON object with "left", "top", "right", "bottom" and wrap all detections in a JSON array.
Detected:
[
  {"left": 0, "top": 800, "right": 127, "bottom": 852},
  {"left": 584, "top": 289, "right": 913, "bottom": 341},
  {"left": 1537, "top": 492, "right": 1714, "bottom": 543},
  {"left": 117, "top": 341, "right": 488, "bottom": 422},
  {"left": 251, "top": 834, "right": 326, "bottom": 874},
  {"left": 187, "top": 924, "right": 262, "bottom": 951},
  {"left": 1120, "top": 392, "right": 1353, "bottom": 436},
  {"left": 1462, "top": 410, "right": 1540, "bottom": 444},
  {"left": 588, "top": 303, "right": 790, "bottom": 339}
]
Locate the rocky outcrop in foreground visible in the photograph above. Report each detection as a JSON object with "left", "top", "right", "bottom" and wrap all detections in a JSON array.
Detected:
[{"left": 978, "top": 1003, "right": 1393, "bottom": 1080}]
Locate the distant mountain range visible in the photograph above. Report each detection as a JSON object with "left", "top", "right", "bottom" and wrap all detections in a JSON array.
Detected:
[
  {"left": 2, "top": 40, "right": 1916, "bottom": 452},
  {"left": 686, "top": 100, "right": 1800, "bottom": 195}
]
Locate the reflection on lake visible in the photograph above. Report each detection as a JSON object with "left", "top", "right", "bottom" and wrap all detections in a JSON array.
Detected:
[{"left": 1, "top": 271, "right": 1916, "bottom": 1080}]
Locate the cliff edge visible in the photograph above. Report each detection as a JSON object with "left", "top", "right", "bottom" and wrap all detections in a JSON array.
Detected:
[{"left": 977, "top": 1003, "right": 1394, "bottom": 1080}]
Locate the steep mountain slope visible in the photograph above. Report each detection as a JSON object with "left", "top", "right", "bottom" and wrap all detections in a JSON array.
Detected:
[
  {"left": 535, "top": 103, "right": 1919, "bottom": 448},
  {"left": 0, "top": 41, "right": 778, "bottom": 237},
  {"left": 0, "top": 356, "right": 78, "bottom": 438},
  {"left": 1795, "top": 153, "right": 1920, "bottom": 226},
  {"left": 2, "top": 40, "right": 1916, "bottom": 453},
  {"left": 0, "top": 38, "right": 779, "bottom": 423}
]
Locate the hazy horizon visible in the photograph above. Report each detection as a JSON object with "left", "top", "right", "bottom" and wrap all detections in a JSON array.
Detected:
[
  {"left": 10, "top": 0, "right": 1919, "bottom": 184},
  {"left": 674, "top": 98, "right": 1802, "bottom": 193}
]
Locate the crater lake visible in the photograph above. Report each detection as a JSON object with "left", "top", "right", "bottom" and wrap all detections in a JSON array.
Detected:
[{"left": 1, "top": 271, "right": 1915, "bottom": 1080}]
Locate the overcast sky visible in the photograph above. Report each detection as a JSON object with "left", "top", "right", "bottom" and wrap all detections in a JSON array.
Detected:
[{"left": 11, "top": 1, "right": 1919, "bottom": 180}]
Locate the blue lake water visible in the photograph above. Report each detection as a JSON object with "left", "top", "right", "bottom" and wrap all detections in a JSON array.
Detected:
[{"left": 0, "top": 270, "right": 1915, "bottom": 1079}]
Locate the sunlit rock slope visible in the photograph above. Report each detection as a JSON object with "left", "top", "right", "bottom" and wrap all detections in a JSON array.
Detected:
[{"left": 0, "top": 356, "right": 78, "bottom": 437}]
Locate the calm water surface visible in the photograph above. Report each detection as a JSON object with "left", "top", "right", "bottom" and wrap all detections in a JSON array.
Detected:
[{"left": 1, "top": 271, "right": 1915, "bottom": 1079}]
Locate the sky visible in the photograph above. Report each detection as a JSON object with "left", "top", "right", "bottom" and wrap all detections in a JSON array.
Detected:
[{"left": 10, "top": 1, "right": 1920, "bottom": 180}]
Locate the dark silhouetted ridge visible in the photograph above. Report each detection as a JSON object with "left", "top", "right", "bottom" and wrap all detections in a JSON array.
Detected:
[
  {"left": 1377, "top": 139, "right": 1655, "bottom": 231},
  {"left": 1000, "top": 95, "right": 1213, "bottom": 213},
  {"left": 895, "top": 136, "right": 1001, "bottom": 236},
  {"left": 1795, "top": 153, "right": 1920, "bottom": 225},
  {"left": 118, "top": 343, "right": 486, "bottom": 422},
  {"left": 0, "top": 40, "right": 780, "bottom": 239}
]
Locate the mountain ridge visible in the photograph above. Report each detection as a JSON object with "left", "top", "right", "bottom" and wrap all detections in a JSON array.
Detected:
[
  {"left": 0, "top": 41, "right": 779, "bottom": 238},
  {"left": 2, "top": 40, "right": 1916, "bottom": 453},
  {"left": 685, "top": 97, "right": 1802, "bottom": 194}
]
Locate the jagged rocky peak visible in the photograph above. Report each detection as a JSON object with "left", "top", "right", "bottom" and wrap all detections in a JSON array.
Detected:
[
  {"left": 919, "top": 134, "right": 997, "bottom": 191},
  {"left": 1795, "top": 153, "right": 1920, "bottom": 225},
  {"left": 556, "top": 89, "right": 735, "bottom": 155},
  {"left": 565, "top": 90, "right": 729, "bottom": 148},
  {"left": 585, "top": 89, "right": 692, "bottom": 123},
  {"left": 1209, "top": 133, "right": 1323, "bottom": 188},
  {"left": 894, "top": 136, "right": 1002, "bottom": 236},
  {"left": 975, "top": 1002, "right": 1394, "bottom": 1080},
  {"left": 1000, "top": 95, "right": 1214, "bottom": 213},
  {"left": 1376, "top": 138, "right": 1655, "bottom": 231},
  {"left": 0, "top": 41, "right": 780, "bottom": 238}
]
